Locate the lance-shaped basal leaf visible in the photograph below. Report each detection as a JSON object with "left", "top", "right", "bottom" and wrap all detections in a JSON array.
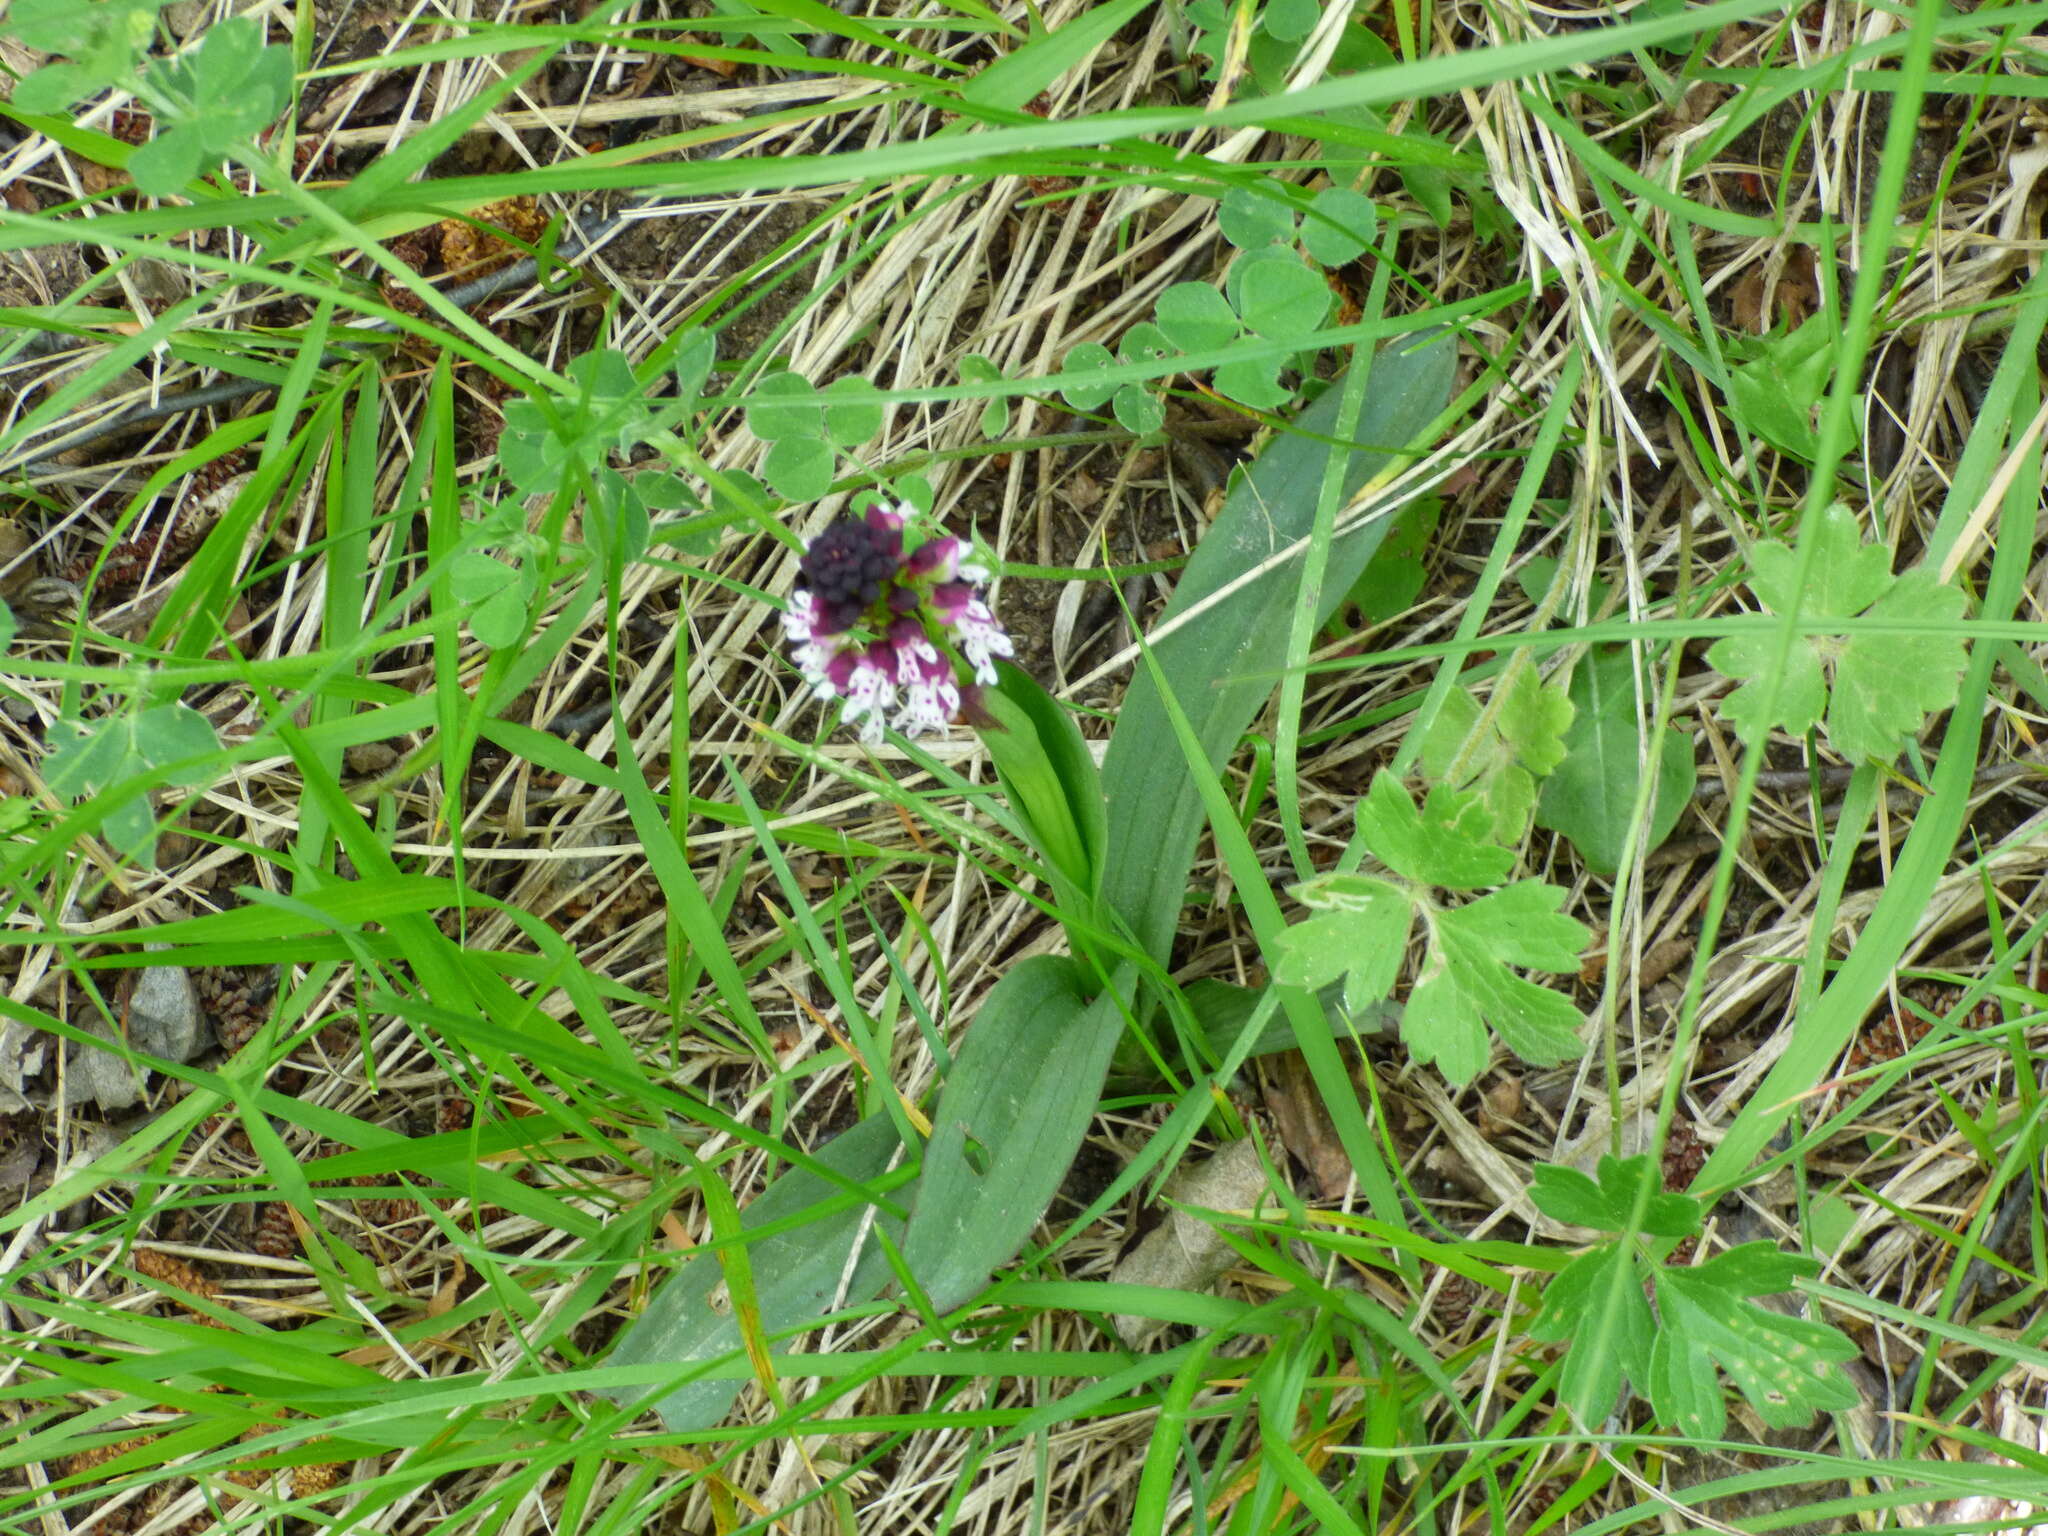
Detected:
[
  {"left": 1099, "top": 334, "right": 1455, "bottom": 967},
  {"left": 1707, "top": 502, "right": 1967, "bottom": 763},
  {"left": 978, "top": 662, "right": 1106, "bottom": 909},
  {"left": 900, "top": 955, "right": 1126, "bottom": 1312},
  {"left": 600, "top": 1116, "right": 906, "bottom": 1430}
]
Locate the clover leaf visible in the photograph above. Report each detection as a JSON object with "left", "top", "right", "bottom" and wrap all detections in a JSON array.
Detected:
[
  {"left": 7, "top": 0, "right": 169, "bottom": 115},
  {"left": 960, "top": 354, "right": 1010, "bottom": 437},
  {"left": 125, "top": 17, "right": 294, "bottom": 194},
  {"left": 43, "top": 698, "right": 219, "bottom": 864},
  {"left": 1300, "top": 187, "right": 1378, "bottom": 267},
  {"left": 1155, "top": 284, "right": 1238, "bottom": 353},
  {"left": 1219, "top": 180, "right": 1297, "bottom": 250},
  {"left": 1707, "top": 502, "right": 1967, "bottom": 763}
]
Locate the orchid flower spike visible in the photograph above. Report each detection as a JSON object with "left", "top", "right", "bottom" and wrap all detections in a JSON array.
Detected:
[{"left": 781, "top": 504, "right": 1013, "bottom": 743}]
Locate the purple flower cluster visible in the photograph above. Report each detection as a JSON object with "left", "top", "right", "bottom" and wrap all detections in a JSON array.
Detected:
[{"left": 782, "top": 504, "right": 1012, "bottom": 743}]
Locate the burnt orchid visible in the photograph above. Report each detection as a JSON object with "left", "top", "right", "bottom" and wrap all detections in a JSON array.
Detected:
[{"left": 783, "top": 504, "right": 1013, "bottom": 743}]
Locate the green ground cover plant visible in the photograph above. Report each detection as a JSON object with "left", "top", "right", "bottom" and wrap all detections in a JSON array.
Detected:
[{"left": 0, "top": 0, "right": 2044, "bottom": 1532}]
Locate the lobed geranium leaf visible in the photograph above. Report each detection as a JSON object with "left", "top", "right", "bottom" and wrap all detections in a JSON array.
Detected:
[
  {"left": 1708, "top": 503, "right": 1967, "bottom": 762},
  {"left": 1271, "top": 874, "right": 1412, "bottom": 1013},
  {"left": 1654, "top": 1252, "right": 1860, "bottom": 1436}
]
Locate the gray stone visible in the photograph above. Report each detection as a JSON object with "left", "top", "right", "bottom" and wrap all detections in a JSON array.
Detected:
[
  {"left": 60, "top": 1017, "right": 143, "bottom": 1111},
  {"left": 126, "top": 967, "right": 208, "bottom": 1063}
]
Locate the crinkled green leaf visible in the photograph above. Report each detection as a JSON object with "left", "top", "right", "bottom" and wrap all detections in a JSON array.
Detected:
[
  {"left": 1453, "top": 882, "right": 1587, "bottom": 973},
  {"left": 1271, "top": 874, "right": 1412, "bottom": 1012},
  {"left": 1529, "top": 1153, "right": 1700, "bottom": 1237},
  {"left": 1430, "top": 911, "right": 1585, "bottom": 1076},
  {"left": 1356, "top": 771, "right": 1514, "bottom": 890},
  {"left": 1656, "top": 1255, "right": 1859, "bottom": 1432},
  {"left": 1827, "top": 567, "right": 1968, "bottom": 761},
  {"left": 1542, "top": 1244, "right": 1653, "bottom": 1426}
]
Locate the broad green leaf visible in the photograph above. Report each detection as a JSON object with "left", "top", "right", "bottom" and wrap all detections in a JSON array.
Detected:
[
  {"left": 600, "top": 1116, "right": 907, "bottom": 1430},
  {"left": 136, "top": 702, "right": 219, "bottom": 784},
  {"left": 0, "top": 599, "right": 15, "bottom": 652},
  {"left": 978, "top": 662, "right": 1107, "bottom": 905},
  {"left": 126, "top": 130, "right": 204, "bottom": 196},
  {"left": 1264, "top": 0, "right": 1322, "bottom": 44},
  {"left": 1213, "top": 357, "right": 1291, "bottom": 411},
  {"left": 1725, "top": 314, "right": 1837, "bottom": 460},
  {"left": 1535, "top": 645, "right": 1696, "bottom": 876},
  {"left": 901, "top": 956, "right": 1124, "bottom": 1311},
  {"left": 1112, "top": 382, "right": 1165, "bottom": 435},
  {"left": 1096, "top": 333, "right": 1455, "bottom": 966},
  {"left": 672, "top": 329, "right": 716, "bottom": 407},
  {"left": 1336, "top": 496, "right": 1437, "bottom": 624},
  {"left": 763, "top": 437, "right": 834, "bottom": 503}
]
